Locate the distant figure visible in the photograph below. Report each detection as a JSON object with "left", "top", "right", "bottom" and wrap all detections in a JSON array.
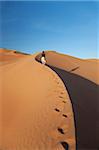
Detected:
[{"left": 41, "top": 51, "right": 46, "bottom": 65}]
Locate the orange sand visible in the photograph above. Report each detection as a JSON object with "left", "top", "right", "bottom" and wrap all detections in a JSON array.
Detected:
[{"left": 0, "top": 49, "right": 76, "bottom": 150}]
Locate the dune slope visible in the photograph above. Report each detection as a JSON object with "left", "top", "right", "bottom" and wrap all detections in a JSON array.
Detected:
[
  {"left": 48, "top": 65, "right": 99, "bottom": 150},
  {"left": 36, "top": 51, "right": 99, "bottom": 84},
  {"left": 0, "top": 49, "right": 76, "bottom": 150}
]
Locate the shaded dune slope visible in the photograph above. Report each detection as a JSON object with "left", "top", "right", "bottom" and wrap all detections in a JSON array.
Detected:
[
  {"left": 48, "top": 65, "right": 99, "bottom": 150},
  {"left": 36, "top": 51, "right": 99, "bottom": 149}
]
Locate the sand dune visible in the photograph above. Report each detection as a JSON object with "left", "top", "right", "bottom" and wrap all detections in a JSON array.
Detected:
[
  {"left": 0, "top": 48, "right": 29, "bottom": 67},
  {"left": 36, "top": 51, "right": 99, "bottom": 84},
  {"left": 36, "top": 51, "right": 99, "bottom": 149},
  {"left": 48, "top": 66, "right": 99, "bottom": 150},
  {"left": 1, "top": 49, "right": 99, "bottom": 150},
  {"left": 85, "top": 59, "right": 99, "bottom": 63},
  {"left": 0, "top": 49, "right": 76, "bottom": 150}
]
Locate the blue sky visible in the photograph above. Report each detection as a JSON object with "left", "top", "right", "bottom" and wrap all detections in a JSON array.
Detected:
[{"left": 0, "top": 1, "right": 98, "bottom": 58}]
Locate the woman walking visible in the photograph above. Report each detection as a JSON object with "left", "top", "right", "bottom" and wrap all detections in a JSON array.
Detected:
[{"left": 41, "top": 51, "right": 46, "bottom": 65}]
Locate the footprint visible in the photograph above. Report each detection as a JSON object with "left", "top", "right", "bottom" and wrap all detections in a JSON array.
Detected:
[
  {"left": 55, "top": 108, "right": 60, "bottom": 112},
  {"left": 60, "top": 92, "right": 64, "bottom": 94},
  {"left": 62, "top": 100, "right": 66, "bottom": 103},
  {"left": 59, "top": 96, "right": 64, "bottom": 99},
  {"left": 60, "top": 141, "right": 69, "bottom": 150},
  {"left": 57, "top": 128, "right": 65, "bottom": 134},
  {"left": 62, "top": 114, "right": 68, "bottom": 118}
]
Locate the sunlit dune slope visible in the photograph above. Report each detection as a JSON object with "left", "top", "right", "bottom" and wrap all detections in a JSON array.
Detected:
[
  {"left": 0, "top": 49, "right": 76, "bottom": 150},
  {"left": 0, "top": 48, "right": 30, "bottom": 65},
  {"left": 36, "top": 51, "right": 99, "bottom": 84}
]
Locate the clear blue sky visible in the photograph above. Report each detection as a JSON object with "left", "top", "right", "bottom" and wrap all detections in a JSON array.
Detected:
[{"left": 0, "top": 1, "right": 98, "bottom": 58}]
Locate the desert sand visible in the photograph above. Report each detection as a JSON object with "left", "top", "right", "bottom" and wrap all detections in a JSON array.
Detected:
[
  {"left": 0, "top": 48, "right": 99, "bottom": 150},
  {"left": 0, "top": 49, "right": 75, "bottom": 150}
]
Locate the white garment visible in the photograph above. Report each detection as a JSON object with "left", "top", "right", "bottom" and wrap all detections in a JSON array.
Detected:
[{"left": 41, "top": 57, "right": 46, "bottom": 65}]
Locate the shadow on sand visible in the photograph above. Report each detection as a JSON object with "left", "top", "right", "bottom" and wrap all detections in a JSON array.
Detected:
[{"left": 47, "top": 65, "right": 99, "bottom": 150}]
